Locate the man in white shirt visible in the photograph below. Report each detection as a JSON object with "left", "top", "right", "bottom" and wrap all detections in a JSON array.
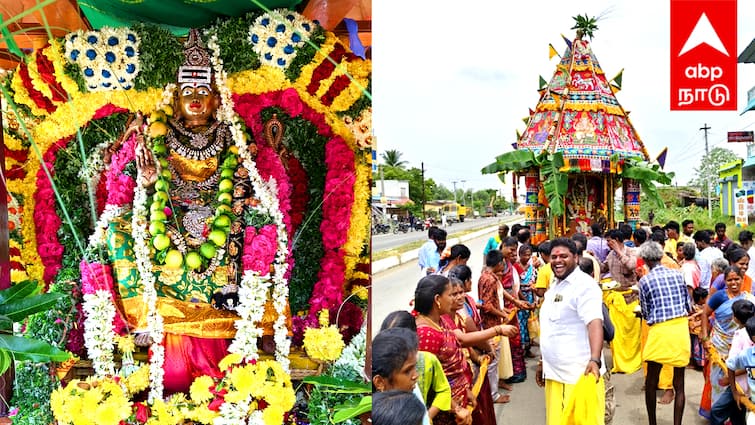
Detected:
[
  {"left": 536, "top": 238, "right": 605, "bottom": 425},
  {"left": 418, "top": 226, "right": 446, "bottom": 277},
  {"left": 695, "top": 230, "right": 723, "bottom": 289}
]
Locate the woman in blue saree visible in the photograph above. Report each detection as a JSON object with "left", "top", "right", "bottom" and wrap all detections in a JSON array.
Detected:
[{"left": 700, "top": 265, "right": 755, "bottom": 413}]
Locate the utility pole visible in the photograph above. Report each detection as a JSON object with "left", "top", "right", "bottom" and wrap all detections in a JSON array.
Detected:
[
  {"left": 700, "top": 123, "right": 711, "bottom": 218},
  {"left": 452, "top": 181, "right": 458, "bottom": 204},
  {"left": 421, "top": 162, "right": 426, "bottom": 220},
  {"left": 379, "top": 164, "right": 386, "bottom": 221},
  {"left": 461, "top": 180, "right": 467, "bottom": 205}
]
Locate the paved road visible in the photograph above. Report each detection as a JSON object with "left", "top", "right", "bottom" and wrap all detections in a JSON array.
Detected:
[
  {"left": 372, "top": 229, "right": 709, "bottom": 425},
  {"left": 372, "top": 215, "right": 518, "bottom": 252}
]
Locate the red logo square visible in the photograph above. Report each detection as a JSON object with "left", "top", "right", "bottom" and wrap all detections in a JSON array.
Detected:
[{"left": 670, "top": 0, "right": 737, "bottom": 110}]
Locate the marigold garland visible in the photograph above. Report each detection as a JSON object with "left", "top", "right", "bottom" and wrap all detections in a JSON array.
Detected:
[
  {"left": 26, "top": 49, "right": 56, "bottom": 104},
  {"left": 293, "top": 32, "right": 337, "bottom": 97},
  {"left": 47, "top": 39, "right": 81, "bottom": 100},
  {"left": 10, "top": 67, "right": 48, "bottom": 117},
  {"left": 343, "top": 155, "right": 370, "bottom": 282}
]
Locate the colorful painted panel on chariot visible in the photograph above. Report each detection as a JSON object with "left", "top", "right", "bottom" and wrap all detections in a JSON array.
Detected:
[
  {"left": 517, "top": 38, "right": 649, "bottom": 164},
  {"left": 3, "top": 14, "right": 371, "bottom": 320}
]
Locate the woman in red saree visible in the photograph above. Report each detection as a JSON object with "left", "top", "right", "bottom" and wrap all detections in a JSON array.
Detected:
[
  {"left": 449, "top": 265, "right": 498, "bottom": 424},
  {"left": 500, "top": 237, "right": 528, "bottom": 383},
  {"left": 414, "top": 274, "right": 516, "bottom": 425}
]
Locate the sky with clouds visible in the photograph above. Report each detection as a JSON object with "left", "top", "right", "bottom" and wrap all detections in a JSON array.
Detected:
[{"left": 372, "top": 1, "right": 755, "bottom": 201}]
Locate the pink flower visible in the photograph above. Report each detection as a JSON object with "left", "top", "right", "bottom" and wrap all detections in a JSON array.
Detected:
[
  {"left": 242, "top": 225, "right": 278, "bottom": 274},
  {"left": 164, "top": 207, "right": 172, "bottom": 217},
  {"left": 280, "top": 88, "right": 303, "bottom": 117}
]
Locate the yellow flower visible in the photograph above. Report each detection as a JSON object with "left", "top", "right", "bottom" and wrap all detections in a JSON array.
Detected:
[
  {"left": 117, "top": 335, "right": 136, "bottom": 354},
  {"left": 189, "top": 375, "right": 215, "bottom": 403},
  {"left": 94, "top": 402, "right": 128, "bottom": 425},
  {"left": 124, "top": 365, "right": 150, "bottom": 395},
  {"left": 303, "top": 325, "right": 345, "bottom": 362},
  {"left": 218, "top": 352, "right": 243, "bottom": 371},
  {"left": 318, "top": 309, "right": 329, "bottom": 327},
  {"left": 229, "top": 363, "right": 258, "bottom": 398},
  {"left": 262, "top": 404, "right": 285, "bottom": 425},
  {"left": 51, "top": 386, "right": 75, "bottom": 424},
  {"left": 183, "top": 403, "right": 219, "bottom": 424},
  {"left": 351, "top": 285, "right": 368, "bottom": 300}
]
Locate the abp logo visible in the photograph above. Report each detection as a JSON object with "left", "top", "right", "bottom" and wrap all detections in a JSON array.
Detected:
[{"left": 670, "top": 0, "right": 737, "bottom": 111}]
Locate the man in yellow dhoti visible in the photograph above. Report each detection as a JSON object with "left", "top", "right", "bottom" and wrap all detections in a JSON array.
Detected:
[
  {"left": 638, "top": 241, "right": 692, "bottom": 425},
  {"left": 536, "top": 238, "right": 605, "bottom": 425}
]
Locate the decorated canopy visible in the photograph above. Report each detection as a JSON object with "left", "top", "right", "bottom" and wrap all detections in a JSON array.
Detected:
[{"left": 518, "top": 35, "right": 650, "bottom": 173}]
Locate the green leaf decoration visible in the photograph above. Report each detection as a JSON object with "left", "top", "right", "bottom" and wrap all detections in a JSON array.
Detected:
[
  {"left": 482, "top": 150, "right": 567, "bottom": 216},
  {"left": 0, "top": 280, "right": 39, "bottom": 306},
  {"left": 613, "top": 154, "right": 675, "bottom": 208},
  {"left": 0, "top": 315, "right": 13, "bottom": 332},
  {"left": 333, "top": 395, "right": 372, "bottom": 423},
  {"left": 0, "top": 334, "right": 71, "bottom": 364},
  {"left": 302, "top": 375, "right": 372, "bottom": 393},
  {"left": 0, "top": 293, "right": 65, "bottom": 323},
  {"left": 0, "top": 350, "right": 11, "bottom": 376},
  {"left": 480, "top": 150, "right": 538, "bottom": 175},
  {"left": 540, "top": 152, "right": 567, "bottom": 217},
  {"left": 571, "top": 14, "right": 600, "bottom": 39}
]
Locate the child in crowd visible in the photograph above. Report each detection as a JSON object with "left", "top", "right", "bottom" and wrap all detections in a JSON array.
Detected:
[
  {"left": 726, "top": 315, "right": 755, "bottom": 425},
  {"left": 373, "top": 390, "right": 426, "bottom": 425},
  {"left": 714, "top": 300, "right": 755, "bottom": 425},
  {"left": 379, "top": 311, "right": 452, "bottom": 423},
  {"left": 372, "top": 327, "right": 431, "bottom": 425},
  {"left": 689, "top": 287, "right": 709, "bottom": 369}
]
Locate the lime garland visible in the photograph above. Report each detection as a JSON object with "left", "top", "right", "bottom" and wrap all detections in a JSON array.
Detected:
[{"left": 146, "top": 109, "right": 238, "bottom": 271}]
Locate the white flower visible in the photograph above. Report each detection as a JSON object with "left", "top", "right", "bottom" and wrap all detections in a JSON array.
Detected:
[
  {"left": 64, "top": 27, "right": 140, "bottom": 91},
  {"left": 248, "top": 11, "right": 315, "bottom": 69},
  {"left": 83, "top": 290, "right": 117, "bottom": 377}
]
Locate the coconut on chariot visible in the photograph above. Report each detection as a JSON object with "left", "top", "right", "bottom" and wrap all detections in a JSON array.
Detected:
[{"left": 483, "top": 15, "right": 672, "bottom": 243}]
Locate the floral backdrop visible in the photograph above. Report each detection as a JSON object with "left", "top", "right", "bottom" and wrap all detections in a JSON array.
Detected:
[{"left": 2, "top": 9, "right": 370, "bottom": 425}]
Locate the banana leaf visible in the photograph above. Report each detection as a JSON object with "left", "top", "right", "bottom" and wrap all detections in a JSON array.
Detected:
[
  {"left": 481, "top": 150, "right": 539, "bottom": 175},
  {"left": 0, "top": 334, "right": 71, "bottom": 373},
  {"left": 540, "top": 152, "right": 567, "bottom": 217},
  {"left": 302, "top": 375, "right": 372, "bottom": 393},
  {"left": 0, "top": 280, "right": 39, "bottom": 306},
  {"left": 0, "top": 293, "right": 64, "bottom": 323},
  {"left": 333, "top": 395, "right": 372, "bottom": 423},
  {"left": 612, "top": 154, "right": 675, "bottom": 207}
]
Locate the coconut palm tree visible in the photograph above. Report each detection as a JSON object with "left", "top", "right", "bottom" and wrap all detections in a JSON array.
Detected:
[{"left": 381, "top": 149, "right": 408, "bottom": 169}]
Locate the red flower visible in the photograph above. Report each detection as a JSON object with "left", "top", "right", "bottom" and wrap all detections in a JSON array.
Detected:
[
  {"left": 207, "top": 397, "right": 225, "bottom": 411},
  {"left": 134, "top": 402, "right": 150, "bottom": 423}
]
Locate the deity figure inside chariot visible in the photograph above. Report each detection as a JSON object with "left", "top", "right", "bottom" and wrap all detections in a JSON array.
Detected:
[{"left": 85, "top": 29, "right": 290, "bottom": 394}]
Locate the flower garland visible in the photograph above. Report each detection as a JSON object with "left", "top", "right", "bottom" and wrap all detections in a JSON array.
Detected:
[
  {"left": 82, "top": 290, "right": 117, "bottom": 377},
  {"left": 248, "top": 10, "right": 314, "bottom": 69},
  {"left": 45, "top": 39, "right": 81, "bottom": 100},
  {"left": 207, "top": 28, "right": 292, "bottom": 370},
  {"left": 64, "top": 27, "right": 141, "bottom": 91},
  {"left": 78, "top": 139, "right": 112, "bottom": 199},
  {"left": 342, "top": 154, "right": 371, "bottom": 282},
  {"left": 131, "top": 165, "right": 165, "bottom": 401},
  {"left": 34, "top": 138, "right": 67, "bottom": 285}
]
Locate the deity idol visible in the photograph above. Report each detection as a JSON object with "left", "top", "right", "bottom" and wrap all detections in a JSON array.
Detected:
[{"left": 85, "top": 30, "right": 288, "bottom": 394}]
